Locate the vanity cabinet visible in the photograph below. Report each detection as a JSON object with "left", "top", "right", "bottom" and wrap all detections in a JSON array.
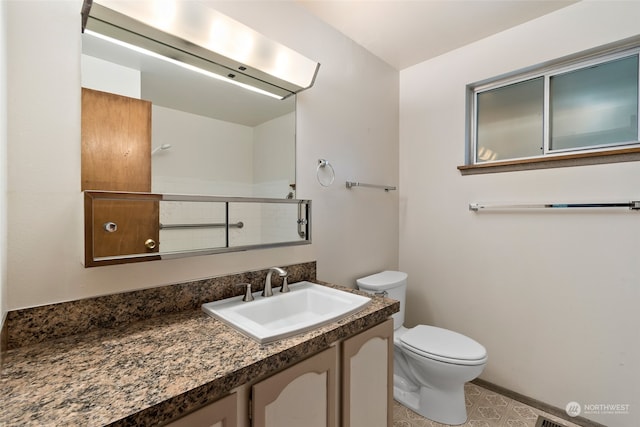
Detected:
[
  {"left": 342, "top": 318, "right": 393, "bottom": 427},
  {"left": 252, "top": 346, "right": 337, "bottom": 427},
  {"left": 165, "top": 392, "right": 239, "bottom": 427},
  {"left": 166, "top": 319, "right": 392, "bottom": 427}
]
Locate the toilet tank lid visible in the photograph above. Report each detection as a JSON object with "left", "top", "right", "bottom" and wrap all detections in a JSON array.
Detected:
[{"left": 356, "top": 271, "right": 407, "bottom": 290}]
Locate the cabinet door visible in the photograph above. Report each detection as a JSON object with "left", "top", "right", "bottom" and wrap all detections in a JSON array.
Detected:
[
  {"left": 341, "top": 318, "right": 393, "bottom": 427},
  {"left": 83, "top": 192, "right": 161, "bottom": 267},
  {"left": 252, "top": 346, "right": 337, "bottom": 427},
  {"left": 91, "top": 198, "right": 160, "bottom": 258},
  {"left": 81, "top": 87, "right": 151, "bottom": 192},
  {"left": 165, "top": 392, "right": 238, "bottom": 427}
]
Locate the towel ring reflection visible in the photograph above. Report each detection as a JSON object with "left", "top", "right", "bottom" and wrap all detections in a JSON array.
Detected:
[{"left": 316, "top": 159, "right": 335, "bottom": 187}]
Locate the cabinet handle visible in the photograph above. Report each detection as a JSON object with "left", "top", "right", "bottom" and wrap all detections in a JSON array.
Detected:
[{"left": 144, "top": 239, "right": 157, "bottom": 250}]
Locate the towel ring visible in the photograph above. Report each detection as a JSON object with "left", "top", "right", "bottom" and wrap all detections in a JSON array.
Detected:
[{"left": 316, "top": 159, "right": 335, "bottom": 187}]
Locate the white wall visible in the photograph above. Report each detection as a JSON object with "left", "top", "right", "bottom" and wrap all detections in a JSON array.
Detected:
[
  {"left": 152, "top": 107, "right": 295, "bottom": 198},
  {"left": 399, "top": 3, "right": 640, "bottom": 426},
  {"left": 81, "top": 54, "right": 141, "bottom": 98},
  {"left": 0, "top": 0, "right": 8, "bottom": 328},
  {"left": 5, "top": 0, "right": 398, "bottom": 309},
  {"left": 213, "top": 1, "right": 400, "bottom": 286},
  {"left": 152, "top": 105, "right": 255, "bottom": 195},
  {"left": 253, "top": 112, "right": 296, "bottom": 198}
]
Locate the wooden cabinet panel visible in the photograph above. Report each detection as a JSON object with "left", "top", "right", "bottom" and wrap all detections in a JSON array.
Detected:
[
  {"left": 92, "top": 199, "right": 159, "bottom": 258},
  {"left": 252, "top": 346, "right": 337, "bottom": 427},
  {"left": 341, "top": 318, "right": 393, "bottom": 427},
  {"left": 84, "top": 192, "right": 161, "bottom": 267},
  {"left": 81, "top": 87, "right": 152, "bottom": 192}
]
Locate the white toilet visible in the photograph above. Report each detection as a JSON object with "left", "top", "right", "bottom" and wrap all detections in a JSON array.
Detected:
[{"left": 357, "top": 271, "right": 487, "bottom": 425}]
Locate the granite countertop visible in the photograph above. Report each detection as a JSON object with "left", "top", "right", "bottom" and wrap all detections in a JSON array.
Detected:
[{"left": 0, "top": 284, "right": 398, "bottom": 426}]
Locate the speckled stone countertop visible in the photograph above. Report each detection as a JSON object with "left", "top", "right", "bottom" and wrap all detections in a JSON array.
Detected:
[{"left": 0, "top": 283, "right": 398, "bottom": 426}]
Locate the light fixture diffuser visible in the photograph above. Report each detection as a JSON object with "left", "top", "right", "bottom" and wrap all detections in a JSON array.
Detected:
[{"left": 81, "top": 0, "right": 320, "bottom": 99}]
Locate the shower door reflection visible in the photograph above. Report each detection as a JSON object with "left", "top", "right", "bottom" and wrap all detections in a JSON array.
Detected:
[{"left": 84, "top": 192, "right": 311, "bottom": 267}]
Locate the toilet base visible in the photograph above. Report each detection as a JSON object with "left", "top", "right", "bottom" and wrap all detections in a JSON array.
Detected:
[
  {"left": 394, "top": 384, "right": 468, "bottom": 426},
  {"left": 394, "top": 385, "right": 420, "bottom": 412}
]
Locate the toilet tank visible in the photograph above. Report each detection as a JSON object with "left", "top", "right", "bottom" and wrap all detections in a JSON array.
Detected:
[{"left": 356, "top": 271, "right": 407, "bottom": 330}]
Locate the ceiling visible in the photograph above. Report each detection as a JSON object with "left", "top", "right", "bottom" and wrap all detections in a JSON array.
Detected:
[
  {"left": 297, "top": 0, "right": 578, "bottom": 70},
  {"left": 82, "top": 0, "right": 578, "bottom": 123}
]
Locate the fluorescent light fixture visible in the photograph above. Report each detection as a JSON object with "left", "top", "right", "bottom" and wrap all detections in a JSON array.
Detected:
[
  {"left": 81, "top": 0, "right": 320, "bottom": 100},
  {"left": 85, "top": 29, "right": 284, "bottom": 100}
]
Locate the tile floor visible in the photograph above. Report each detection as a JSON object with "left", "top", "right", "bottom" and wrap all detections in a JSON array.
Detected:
[{"left": 393, "top": 383, "right": 583, "bottom": 427}]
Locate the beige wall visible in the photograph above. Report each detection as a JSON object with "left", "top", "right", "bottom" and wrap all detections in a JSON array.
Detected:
[
  {"left": 211, "top": 1, "right": 400, "bottom": 287},
  {"left": 1, "top": 0, "right": 7, "bottom": 326},
  {"left": 399, "top": 2, "right": 640, "bottom": 426},
  {"left": 5, "top": 0, "right": 398, "bottom": 309}
]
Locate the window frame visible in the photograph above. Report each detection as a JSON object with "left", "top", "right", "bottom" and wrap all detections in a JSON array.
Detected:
[{"left": 465, "top": 42, "right": 640, "bottom": 171}]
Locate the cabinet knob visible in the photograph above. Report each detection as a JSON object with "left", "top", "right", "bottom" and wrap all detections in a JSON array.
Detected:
[
  {"left": 144, "top": 238, "right": 157, "bottom": 250},
  {"left": 103, "top": 222, "right": 118, "bottom": 233}
]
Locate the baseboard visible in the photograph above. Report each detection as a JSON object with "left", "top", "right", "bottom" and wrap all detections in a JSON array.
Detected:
[{"left": 472, "top": 378, "right": 607, "bottom": 427}]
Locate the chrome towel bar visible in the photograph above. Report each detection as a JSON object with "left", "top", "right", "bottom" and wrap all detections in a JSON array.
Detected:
[
  {"left": 160, "top": 221, "right": 244, "bottom": 229},
  {"left": 469, "top": 201, "right": 640, "bottom": 211},
  {"left": 346, "top": 181, "right": 397, "bottom": 192}
]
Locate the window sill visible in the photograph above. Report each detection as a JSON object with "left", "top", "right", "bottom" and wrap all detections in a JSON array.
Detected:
[{"left": 457, "top": 147, "right": 640, "bottom": 175}]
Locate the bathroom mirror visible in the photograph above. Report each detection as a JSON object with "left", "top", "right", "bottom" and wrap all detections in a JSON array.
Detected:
[
  {"left": 80, "top": 1, "right": 319, "bottom": 267},
  {"left": 81, "top": 30, "right": 297, "bottom": 199},
  {"left": 84, "top": 192, "right": 311, "bottom": 267}
]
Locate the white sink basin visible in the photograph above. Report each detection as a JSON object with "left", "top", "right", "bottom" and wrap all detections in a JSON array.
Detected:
[{"left": 202, "top": 281, "right": 371, "bottom": 343}]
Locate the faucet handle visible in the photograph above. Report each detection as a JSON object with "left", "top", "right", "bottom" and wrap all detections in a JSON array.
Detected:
[
  {"left": 237, "top": 283, "right": 254, "bottom": 302},
  {"left": 280, "top": 276, "right": 290, "bottom": 293}
]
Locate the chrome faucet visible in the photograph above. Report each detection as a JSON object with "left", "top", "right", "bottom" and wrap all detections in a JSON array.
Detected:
[{"left": 263, "top": 267, "right": 288, "bottom": 297}]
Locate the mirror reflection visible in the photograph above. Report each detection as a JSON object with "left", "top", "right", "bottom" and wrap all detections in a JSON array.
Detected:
[
  {"left": 84, "top": 192, "right": 311, "bottom": 267},
  {"left": 81, "top": 31, "right": 297, "bottom": 199},
  {"left": 160, "top": 199, "right": 306, "bottom": 253}
]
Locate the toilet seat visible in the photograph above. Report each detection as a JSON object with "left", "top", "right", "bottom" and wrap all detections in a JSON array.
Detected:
[{"left": 400, "top": 325, "right": 487, "bottom": 366}]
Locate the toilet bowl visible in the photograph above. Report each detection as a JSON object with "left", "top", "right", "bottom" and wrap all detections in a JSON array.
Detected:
[{"left": 357, "top": 271, "right": 487, "bottom": 425}]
